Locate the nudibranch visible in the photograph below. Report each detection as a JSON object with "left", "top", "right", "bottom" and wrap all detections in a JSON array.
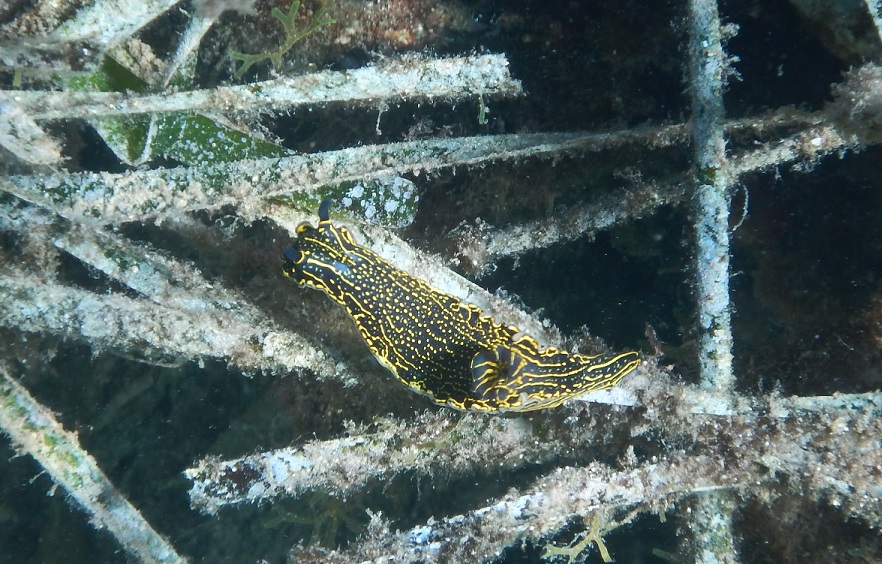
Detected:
[{"left": 283, "top": 200, "right": 640, "bottom": 412}]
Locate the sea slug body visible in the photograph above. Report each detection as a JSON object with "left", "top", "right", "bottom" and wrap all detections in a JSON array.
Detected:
[{"left": 283, "top": 200, "right": 640, "bottom": 412}]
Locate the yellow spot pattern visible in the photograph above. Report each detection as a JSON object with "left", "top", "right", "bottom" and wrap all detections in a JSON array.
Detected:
[{"left": 283, "top": 202, "right": 640, "bottom": 412}]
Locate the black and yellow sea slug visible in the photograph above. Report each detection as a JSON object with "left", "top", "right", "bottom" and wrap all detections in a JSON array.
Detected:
[{"left": 283, "top": 200, "right": 641, "bottom": 413}]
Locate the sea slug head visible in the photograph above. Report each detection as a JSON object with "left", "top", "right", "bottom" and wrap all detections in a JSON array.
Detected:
[{"left": 282, "top": 199, "right": 361, "bottom": 297}]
